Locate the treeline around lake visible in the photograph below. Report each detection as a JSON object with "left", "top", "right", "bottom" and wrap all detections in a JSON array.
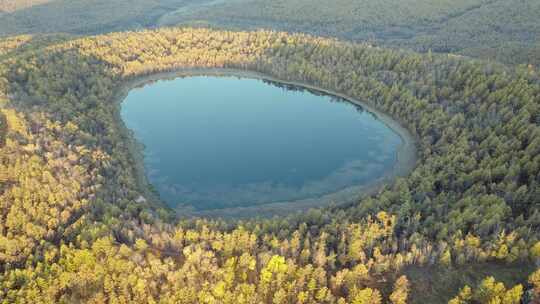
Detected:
[{"left": 0, "top": 28, "right": 539, "bottom": 303}]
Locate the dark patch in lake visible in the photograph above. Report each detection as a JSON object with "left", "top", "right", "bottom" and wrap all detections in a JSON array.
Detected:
[{"left": 121, "top": 76, "right": 402, "bottom": 211}]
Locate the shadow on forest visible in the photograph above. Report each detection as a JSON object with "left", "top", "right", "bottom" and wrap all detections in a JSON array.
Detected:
[{"left": 405, "top": 262, "right": 535, "bottom": 304}]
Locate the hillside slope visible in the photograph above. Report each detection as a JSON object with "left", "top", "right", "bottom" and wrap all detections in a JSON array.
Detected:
[
  {"left": 174, "top": 0, "right": 540, "bottom": 65},
  {"left": 0, "top": 0, "right": 538, "bottom": 66},
  {"left": 0, "top": 0, "right": 207, "bottom": 35}
]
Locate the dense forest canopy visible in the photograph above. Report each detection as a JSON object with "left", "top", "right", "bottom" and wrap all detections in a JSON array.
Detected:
[
  {"left": 0, "top": 28, "right": 539, "bottom": 303},
  {"left": 0, "top": 0, "right": 210, "bottom": 35},
  {"left": 176, "top": 0, "right": 540, "bottom": 66},
  {"left": 0, "top": 0, "right": 538, "bottom": 67}
]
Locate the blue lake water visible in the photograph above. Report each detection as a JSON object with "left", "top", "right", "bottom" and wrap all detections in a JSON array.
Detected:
[{"left": 121, "top": 75, "right": 402, "bottom": 211}]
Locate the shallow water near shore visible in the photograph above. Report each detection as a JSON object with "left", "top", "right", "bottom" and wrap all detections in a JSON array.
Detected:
[{"left": 120, "top": 75, "right": 404, "bottom": 212}]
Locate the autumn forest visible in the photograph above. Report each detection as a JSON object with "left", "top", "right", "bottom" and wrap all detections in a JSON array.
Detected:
[{"left": 0, "top": 4, "right": 539, "bottom": 304}]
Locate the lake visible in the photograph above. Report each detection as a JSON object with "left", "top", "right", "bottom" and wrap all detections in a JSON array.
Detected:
[{"left": 120, "top": 75, "right": 403, "bottom": 213}]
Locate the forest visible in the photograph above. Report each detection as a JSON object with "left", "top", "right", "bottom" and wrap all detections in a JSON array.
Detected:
[
  {"left": 0, "top": 28, "right": 538, "bottom": 303},
  {"left": 166, "top": 0, "right": 540, "bottom": 66},
  {"left": 0, "top": 0, "right": 209, "bottom": 36},
  {"left": 0, "top": 0, "right": 539, "bottom": 67}
]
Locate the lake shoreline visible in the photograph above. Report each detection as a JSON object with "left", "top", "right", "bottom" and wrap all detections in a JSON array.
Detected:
[{"left": 113, "top": 68, "right": 418, "bottom": 218}]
